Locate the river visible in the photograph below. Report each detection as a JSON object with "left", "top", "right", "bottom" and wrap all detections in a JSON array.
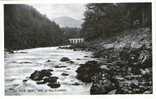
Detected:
[{"left": 5, "top": 46, "right": 98, "bottom": 95}]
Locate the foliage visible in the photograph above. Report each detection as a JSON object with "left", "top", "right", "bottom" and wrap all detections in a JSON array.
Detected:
[
  {"left": 62, "top": 27, "right": 81, "bottom": 39},
  {"left": 5, "top": 4, "right": 64, "bottom": 50},
  {"left": 81, "top": 3, "right": 151, "bottom": 41}
]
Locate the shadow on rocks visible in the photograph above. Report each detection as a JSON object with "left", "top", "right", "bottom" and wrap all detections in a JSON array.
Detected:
[{"left": 76, "top": 60, "right": 101, "bottom": 82}]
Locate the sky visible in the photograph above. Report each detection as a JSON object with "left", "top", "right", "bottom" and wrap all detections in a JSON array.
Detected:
[{"left": 30, "top": 4, "right": 86, "bottom": 21}]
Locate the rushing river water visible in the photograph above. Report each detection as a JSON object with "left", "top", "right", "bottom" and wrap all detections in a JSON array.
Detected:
[{"left": 5, "top": 46, "right": 97, "bottom": 95}]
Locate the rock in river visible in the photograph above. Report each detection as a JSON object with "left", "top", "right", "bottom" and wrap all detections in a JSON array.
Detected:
[
  {"left": 72, "top": 82, "right": 81, "bottom": 86},
  {"left": 60, "top": 57, "right": 71, "bottom": 62},
  {"left": 76, "top": 60, "right": 100, "bottom": 82},
  {"left": 61, "top": 73, "right": 69, "bottom": 76},
  {"left": 43, "top": 76, "right": 60, "bottom": 88},
  {"left": 47, "top": 82, "right": 61, "bottom": 88},
  {"left": 44, "top": 76, "right": 58, "bottom": 83},
  {"left": 30, "top": 69, "right": 52, "bottom": 81},
  {"left": 54, "top": 65, "right": 67, "bottom": 68},
  {"left": 46, "top": 60, "right": 51, "bottom": 62}
]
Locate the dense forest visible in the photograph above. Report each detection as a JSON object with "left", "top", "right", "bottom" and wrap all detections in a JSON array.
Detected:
[
  {"left": 62, "top": 27, "right": 82, "bottom": 39},
  {"left": 4, "top": 4, "right": 64, "bottom": 50},
  {"left": 81, "top": 3, "right": 151, "bottom": 41}
]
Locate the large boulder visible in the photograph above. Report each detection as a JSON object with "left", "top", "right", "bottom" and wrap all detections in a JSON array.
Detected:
[
  {"left": 29, "top": 69, "right": 61, "bottom": 89},
  {"left": 30, "top": 69, "right": 52, "bottom": 81},
  {"left": 76, "top": 61, "right": 100, "bottom": 82}
]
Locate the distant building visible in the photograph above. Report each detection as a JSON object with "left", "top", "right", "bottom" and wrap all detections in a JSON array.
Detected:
[{"left": 68, "top": 38, "right": 84, "bottom": 44}]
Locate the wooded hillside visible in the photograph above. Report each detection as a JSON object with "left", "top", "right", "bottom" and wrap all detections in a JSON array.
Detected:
[
  {"left": 81, "top": 3, "right": 151, "bottom": 41},
  {"left": 5, "top": 4, "right": 64, "bottom": 50}
]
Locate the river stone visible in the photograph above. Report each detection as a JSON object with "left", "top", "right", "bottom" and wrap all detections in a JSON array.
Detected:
[
  {"left": 44, "top": 76, "right": 58, "bottom": 83},
  {"left": 76, "top": 58, "right": 81, "bottom": 60},
  {"left": 61, "top": 73, "right": 69, "bottom": 76},
  {"left": 55, "top": 65, "right": 67, "bottom": 68},
  {"left": 40, "top": 69, "right": 52, "bottom": 75},
  {"left": 30, "top": 70, "right": 42, "bottom": 81},
  {"left": 23, "top": 76, "right": 30, "bottom": 83},
  {"left": 23, "top": 79, "right": 28, "bottom": 83},
  {"left": 72, "top": 82, "right": 81, "bottom": 86},
  {"left": 47, "top": 82, "right": 61, "bottom": 88},
  {"left": 18, "top": 51, "right": 27, "bottom": 53},
  {"left": 90, "top": 79, "right": 115, "bottom": 94},
  {"left": 46, "top": 60, "right": 51, "bottom": 62},
  {"left": 30, "top": 69, "right": 52, "bottom": 81},
  {"left": 60, "top": 57, "right": 70, "bottom": 62}
]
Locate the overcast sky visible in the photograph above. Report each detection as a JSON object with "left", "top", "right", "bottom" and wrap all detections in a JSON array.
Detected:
[{"left": 30, "top": 4, "right": 86, "bottom": 21}]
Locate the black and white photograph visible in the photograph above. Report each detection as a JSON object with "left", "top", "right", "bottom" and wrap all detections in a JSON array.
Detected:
[{"left": 4, "top": 3, "right": 152, "bottom": 95}]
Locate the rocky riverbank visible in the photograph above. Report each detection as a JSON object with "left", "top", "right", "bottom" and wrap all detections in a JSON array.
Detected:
[
  {"left": 74, "top": 28, "right": 152, "bottom": 94},
  {"left": 5, "top": 27, "right": 152, "bottom": 95}
]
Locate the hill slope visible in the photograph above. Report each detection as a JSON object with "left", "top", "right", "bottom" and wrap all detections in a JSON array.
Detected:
[
  {"left": 54, "top": 16, "right": 82, "bottom": 28},
  {"left": 5, "top": 4, "right": 64, "bottom": 50}
]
